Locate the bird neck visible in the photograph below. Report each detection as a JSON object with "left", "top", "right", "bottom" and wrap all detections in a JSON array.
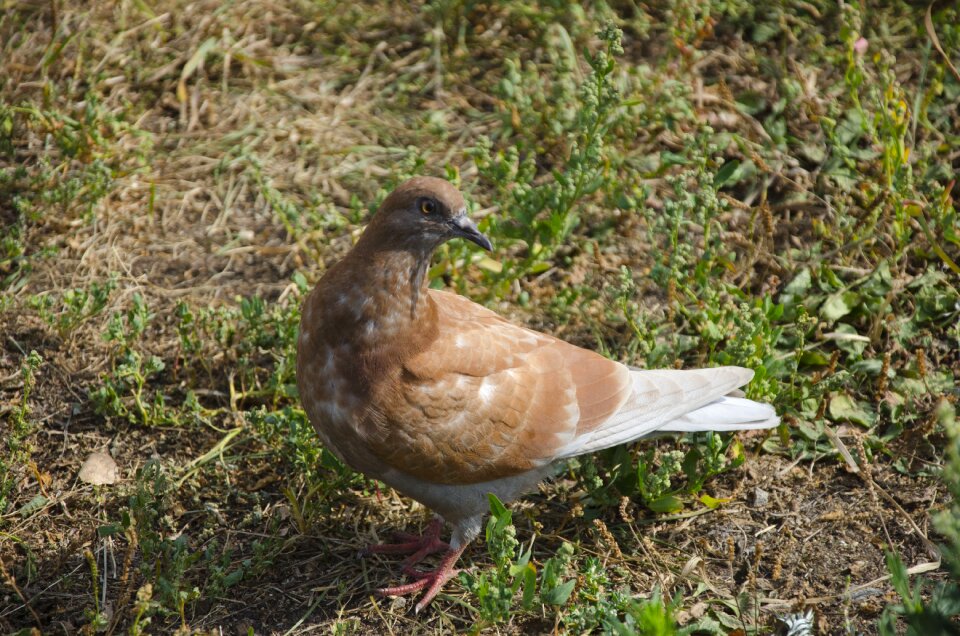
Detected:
[
  {"left": 313, "top": 238, "right": 438, "bottom": 351},
  {"left": 353, "top": 232, "right": 434, "bottom": 307}
]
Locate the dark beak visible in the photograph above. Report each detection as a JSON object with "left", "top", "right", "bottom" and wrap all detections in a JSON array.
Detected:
[{"left": 449, "top": 215, "right": 492, "bottom": 251}]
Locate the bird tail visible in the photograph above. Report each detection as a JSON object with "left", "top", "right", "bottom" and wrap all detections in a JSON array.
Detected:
[
  {"left": 560, "top": 366, "right": 779, "bottom": 458},
  {"left": 656, "top": 395, "right": 779, "bottom": 432}
]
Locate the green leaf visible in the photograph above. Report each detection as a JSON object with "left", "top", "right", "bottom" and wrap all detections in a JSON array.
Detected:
[
  {"left": 647, "top": 493, "right": 683, "bottom": 514},
  {"left": 528, "top": 261, "right": 551, "bottom": 274},
  {"left": 713, "top": 160, "right": 740, "bottom": 187},
  {"left": 542, "top": 578, "right": 576, "bottom": 606},
  {"left": 659, "top": 151, "right": 688, "bottom": 167},
  {"left": 223, "top": 568, "right": 244, "bottom": 588},
  {"left": 687, "top": 614, "right": 726, "bottom": 635},
  {"left": 896, "top": 377, "right": 928, "bottom": 398},
  {"left": 851, "top": 359, "right": 884, "bottom": 375},
  {"left": 752, "top": 21, "right": 781, "bottom": 43},
  {"left": 800, "top": 350, "right": 831, "bottom": 366},
  {"left": 934, "top": 398, "right": 956, "bottom": 429},
  {"left": 821, "top": 290, "right": 860, "bottom": 322},
  {"left": 783, "top": 268, "right": 812, "bottom": 295},
  {"left": 487, "top": 493, "right": 507, "bottom": 516},
  {"left": 829, "top": 392, "right": 876, "bottom": 427},
  {"left": 97, "top": 523, "right": 124, "bottom": 537},
  {"left": 736, "top": 91, "right": 767, "bottom": 115},
  {"left": 519, "top": 561, "right": 537, "bottom": 608},
  {"left": 799, "top": 142, "right": 827, "bottom": 163},
  {"left": 476, "top": 256, "right": 502, "bottom": 273},
  {"left": 18, "top": 494, "right": 48, "bottom": 517},
  {"left": 698, "top": 494, "right": 730, "bottom": 509},
  {"left": 832, "top": 323, "right": 869, "bottom": 355}
]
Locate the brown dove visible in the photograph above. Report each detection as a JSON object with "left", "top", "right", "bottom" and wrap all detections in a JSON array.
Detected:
[{"left": 296, "top": 176, "right": 778, "bottom": 611}]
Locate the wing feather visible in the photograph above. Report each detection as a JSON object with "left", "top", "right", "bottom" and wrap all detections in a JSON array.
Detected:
[
  {"left": 372, "top": 290, "right": 631, "bottom": 483},
  {"left": 366, "top": 290, "right": 773, "bottom": 484},
  {"left": 558, "top": 367, "right": 758, "bottom": 457}
]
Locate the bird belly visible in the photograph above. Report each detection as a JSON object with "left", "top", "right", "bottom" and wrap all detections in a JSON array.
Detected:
[{"left": 378, "top": 464, "right": 553, "bottom": 546}]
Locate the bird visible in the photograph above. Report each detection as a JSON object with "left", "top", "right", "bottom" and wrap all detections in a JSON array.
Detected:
[{"left": 296, "top": 176, "right": 779, "bottom": 612}]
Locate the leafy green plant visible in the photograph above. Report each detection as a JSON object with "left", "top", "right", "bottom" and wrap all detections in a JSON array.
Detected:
[
  {"left": 173, "top": 286, "right": 301, "bottom": 406},
  {"left": 88, "top": 293, "right": 169, "bottom": 425},
  {"left": 0, "top": 95, "right": 148, "bottom": 291},
  {"left": 580, "top": 430, "right": 747, "bottom": 514},
  {"left": 113, "top": 461, "right": 200, "bottom": 627},
  {"left": 467, "top": 23, "right": 627, "bottom": 293},
  {"left": 607, "top": 589, "right": 692, "bottom": 636},
  {"left": 90, "top": 349, "right": 167, "bottom": 426},
  {"left": 879, "top": 400, "right": 960, "bottom": 635},
  {"left": 0, "top": 350, "right": 42, "bottom": 517},
  {"left": 540, "top": 541, "right": 576, "bottom": 607},
  {"left": 460, "top": 494, "right": 536, "bottom": 624},
  {"left": 561, "top": 557, "right": 618, "bottom": 632},
  {"left": 248, "top": 405, "right": 368, "bottom": 531},
  {"left": 28, "top": 276, "right": 117, "bottom": 340}
]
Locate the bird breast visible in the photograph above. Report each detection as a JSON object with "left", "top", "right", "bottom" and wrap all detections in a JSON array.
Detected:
[{"left": 295, "top": 269, "right": 434, "bottom": 477}]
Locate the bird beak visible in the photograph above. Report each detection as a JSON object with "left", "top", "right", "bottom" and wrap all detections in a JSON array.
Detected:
[{"left": 449, "top": 214, "right": 492, "bottom": 251}]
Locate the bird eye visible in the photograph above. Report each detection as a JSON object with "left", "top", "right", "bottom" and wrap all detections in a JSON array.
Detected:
[{"left": 419, "top": 199, "right": 436, "bottom": 215}]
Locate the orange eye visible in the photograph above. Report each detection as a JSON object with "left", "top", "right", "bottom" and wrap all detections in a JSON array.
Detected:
[{"left": 420, "top": 199, "right": 436, "bottom": 215}]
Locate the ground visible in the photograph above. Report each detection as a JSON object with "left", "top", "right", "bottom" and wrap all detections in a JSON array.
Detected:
[{"left": 1, "top": 1, "right": 958, "bottom": 634}]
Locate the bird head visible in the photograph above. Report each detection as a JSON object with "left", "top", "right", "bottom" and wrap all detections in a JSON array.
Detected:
[{"left": 369, "top": 176, "right": 492, "bottom": 252}]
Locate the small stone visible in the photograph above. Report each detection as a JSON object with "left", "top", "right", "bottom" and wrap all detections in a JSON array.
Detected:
[
  {"left": 752, "top": 486, "right": 770, "bottom": 508},
  {"left": 78, "top": 452, "right": 119, "bottom": 486}
]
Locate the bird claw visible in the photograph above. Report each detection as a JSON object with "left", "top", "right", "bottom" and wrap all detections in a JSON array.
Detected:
[
  {"left": 377, "top": 566, "right": 462, "bottom": 613},
  {"left": 361, "top": 518, "right": 447, "bottom": 566},
  {"left": 373, "top": 527, "right": 468, "bottom": 612}
]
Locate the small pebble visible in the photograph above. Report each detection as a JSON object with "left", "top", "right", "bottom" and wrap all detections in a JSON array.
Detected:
[{"left": 752, "top": 486, "right": 769, "bottom": 508}]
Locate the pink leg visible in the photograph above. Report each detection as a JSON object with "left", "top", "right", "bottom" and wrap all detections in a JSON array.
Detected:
[
  {"left": 362, "top": 517, "right": 448, "bottom": 567},
  {"left": 378, "top": 543, "right": 468, "bottom": 613}
]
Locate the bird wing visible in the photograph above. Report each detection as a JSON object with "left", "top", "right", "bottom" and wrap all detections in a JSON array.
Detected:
[
  {"left": 370, "top": 290, "right": 633, "bottom": 484},
  {"left": 556, "top": 367, "right": 774, "bottom": 457}
]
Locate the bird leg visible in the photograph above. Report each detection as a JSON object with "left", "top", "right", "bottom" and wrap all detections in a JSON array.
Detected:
[
  {"left": 362, "top": 517, "right": 448, "bottom": 567},
  {"left": 378, "top": 542, "right": 468, "bottom": 613}
]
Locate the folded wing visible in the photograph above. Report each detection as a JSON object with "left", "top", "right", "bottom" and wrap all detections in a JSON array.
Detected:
[{"left": 372, "top": 290, "right": 776, "bottom": 485}]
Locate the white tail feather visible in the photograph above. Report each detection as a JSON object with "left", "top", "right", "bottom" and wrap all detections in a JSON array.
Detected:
[
  {"left": 657, "top": 396, "right": 779, "bottom": 432},
  {"left": 560, "top": 366, "right": 778, "bottom": 458}
]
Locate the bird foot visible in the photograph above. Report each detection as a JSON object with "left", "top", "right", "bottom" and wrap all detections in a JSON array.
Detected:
[
  {"left": 378, "top": 554, "right": 464, "bottom": 613},
  {"left": 361, "top": 517, "right": 448, "bottom": 567}
]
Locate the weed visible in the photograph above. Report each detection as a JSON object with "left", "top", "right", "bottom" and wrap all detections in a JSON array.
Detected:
[
  {"left": 608, "top": 589, "right": 692, "bottom": 636},
  {"left": 179, "top": 301, "right": 297, "bottom": 406},
  {"left": 0, "top": 350, "right": 42, "bottom": 517},
  {"left": 82, "top": 547, "right": 110, "bottom": 632},
  {"left": 879, "top": 399, "right": 960, "bottom": 635},
  {"left": 104, "top": 461, "right": 201, "bottom": 627},
  {"left": 248, "top": 405, "right": 368, "bottom": 529},
  {"left": 0, "top": 94, "right": 148, "bottom": 291},
  {"left": 468, "top": 23, "right": 627, "bottom": 293},
  {"left": 28, "top": 276, "right": 117, "bottom": 340},
  {"left": 90, "top": 349, "right": 168, "bottom": 426},
  {"left": 87, "top": 293, "right": 170, "bottom": 425},
  {"left": 460, "top": 495, "right": 536, "bottom": 624},
  {"left": 540, "top": 541, "right": 576, "bottom": 607}
]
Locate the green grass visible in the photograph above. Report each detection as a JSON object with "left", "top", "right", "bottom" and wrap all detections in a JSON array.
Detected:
[{"left": 1, "top": 0, "right": 958, "bottom": 633}]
